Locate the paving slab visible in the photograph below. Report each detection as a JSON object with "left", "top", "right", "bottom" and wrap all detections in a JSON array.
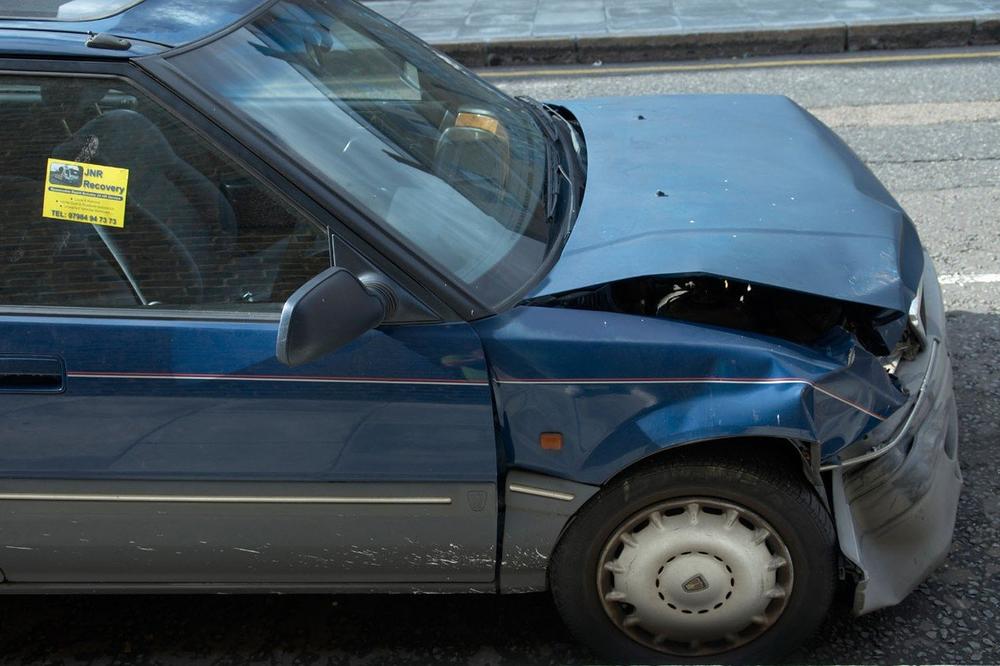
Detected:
[{"left": 363, "top": 0, "right": 1000, "bottom": 65}]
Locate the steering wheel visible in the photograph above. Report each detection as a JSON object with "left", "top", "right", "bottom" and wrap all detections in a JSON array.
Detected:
[
  {"left": 433, "top": 106, "right": 511, "bottom": 207},
  {"left": 110, "top": 199, "right": 205, "bottom": 306}
]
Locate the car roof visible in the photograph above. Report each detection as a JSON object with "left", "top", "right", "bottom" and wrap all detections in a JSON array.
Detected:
[{"left": 0, "top": 0, "right": 268, "bottom": 58}]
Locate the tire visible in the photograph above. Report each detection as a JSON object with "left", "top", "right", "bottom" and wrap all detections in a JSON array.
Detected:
[{"left": 550, "top": 448, "right": 837, "bottom": 664}]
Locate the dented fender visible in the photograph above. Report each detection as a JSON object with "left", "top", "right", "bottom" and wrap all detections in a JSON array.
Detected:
[
  {"left": 474, "top": 306, "right": 907, "bottom": 486},
  {"left": 828, "top": 256, "right": 961, "bottom": 614}
]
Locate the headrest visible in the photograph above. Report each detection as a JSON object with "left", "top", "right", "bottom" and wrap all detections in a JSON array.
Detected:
[
  {"left": 39, "top": 79, "right": 109, "bottom": 115},
  {"left": 52, "top": 109, "right": 176, "bottom": 171}
]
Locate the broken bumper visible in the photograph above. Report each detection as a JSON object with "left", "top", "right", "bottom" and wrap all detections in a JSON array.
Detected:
[{"left": 829, "top": 256, "right": 961, "bottom": 615}]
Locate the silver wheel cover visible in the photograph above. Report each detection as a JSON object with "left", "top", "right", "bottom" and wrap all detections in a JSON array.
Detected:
[{"left": 597, "top": 498, "right": 794, "bottom": 657}]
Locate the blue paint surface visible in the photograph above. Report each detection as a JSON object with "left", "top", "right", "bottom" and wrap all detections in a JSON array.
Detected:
[
  {"left": 0, "top": 0, "right": 952, "bottom": 597},
  {"left": 535, "top": 95, "right": 924, "bottom": 315},
  {"left": 474, "top": 306, "right": 905, "bottom": 485},
  {"left": 0, "top": 316, "right": 497, "bottom": 482},
  {"left": 0, "top": 21, "right": 921, "bottom": 501},
  {"left": 0, "top": 0, "right": 265, "bottom": 55}
]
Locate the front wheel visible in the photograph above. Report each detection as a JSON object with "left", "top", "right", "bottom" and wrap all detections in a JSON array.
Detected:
[{"left": 550, "top": 449, "right": 837, "bottom": 664}]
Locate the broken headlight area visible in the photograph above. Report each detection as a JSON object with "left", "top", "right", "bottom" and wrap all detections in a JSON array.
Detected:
[{"left": 528, "top": 275, "right": 922, "bottom": 362}]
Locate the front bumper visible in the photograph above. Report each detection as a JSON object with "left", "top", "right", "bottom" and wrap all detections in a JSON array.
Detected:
[{"left": 829, "top": 256, "right": 962, "bottom": 615}]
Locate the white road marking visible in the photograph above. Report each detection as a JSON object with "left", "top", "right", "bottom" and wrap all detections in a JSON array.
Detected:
[
  {"left": 811, "top": 101, "right": 1000, "bottom": 128},
  {"left": 938, "top": 273, "right": 1000, "bottom": 285}
]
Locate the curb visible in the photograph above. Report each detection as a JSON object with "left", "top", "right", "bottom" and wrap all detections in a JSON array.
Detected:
[{"left": 424, "top": 16, "right": 1000, "bottom": 68}]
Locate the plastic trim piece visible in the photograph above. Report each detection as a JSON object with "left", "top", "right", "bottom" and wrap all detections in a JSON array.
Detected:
[
  {"left": 0, "top": 493, "right": 452, "bottom": 504},
  {"left": 500, "top": 470, "right": 599, "bottom": 592},
  {"left": 507, "top": 483, "right": 574, "bottom": 502}
]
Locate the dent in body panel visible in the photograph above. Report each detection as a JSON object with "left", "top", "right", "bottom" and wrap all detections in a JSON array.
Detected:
[
  {"left": 538, "top": 95, "right": 924, "bottom": 315},
  {"left": 475, "top": 306, "right": 906, "bottom": 486},
  {"left": 830, "top": 258, "right": 962, "bottom": 614},
  {"left": 528, "top": 273, "right": 911, "bottom": 356}
]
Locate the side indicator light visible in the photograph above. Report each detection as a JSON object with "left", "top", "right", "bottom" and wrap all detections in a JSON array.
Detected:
[{"left": 540, "top": 432, "right": 563, "bottom": 451}]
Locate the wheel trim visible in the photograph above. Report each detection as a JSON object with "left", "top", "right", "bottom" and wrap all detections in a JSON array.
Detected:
[{"left": 596, "top": 497, "right": 794, "bottom": 657}]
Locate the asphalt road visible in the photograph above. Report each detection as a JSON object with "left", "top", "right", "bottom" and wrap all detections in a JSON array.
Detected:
[{"left": 3, "top": 49, "right": 1000, "bottom": 665}]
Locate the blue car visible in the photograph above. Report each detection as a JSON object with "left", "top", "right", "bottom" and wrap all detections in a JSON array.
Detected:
[{"left": 0, "top": 0, "right": 960, "bottom": 662}]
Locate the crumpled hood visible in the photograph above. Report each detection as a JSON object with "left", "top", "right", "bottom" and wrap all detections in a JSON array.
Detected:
[{"left": 531, "top": 95, "right": 924, "bottom": 315}]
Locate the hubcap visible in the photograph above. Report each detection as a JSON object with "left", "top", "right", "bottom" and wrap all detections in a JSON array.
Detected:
[{"left": 597, "top": 498, "right": 794, "bottom": 657}]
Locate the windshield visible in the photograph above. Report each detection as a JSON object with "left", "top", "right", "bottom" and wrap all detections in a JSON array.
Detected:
[
  {"left": 167, "top": 0, "right": 551, "bottom": 308},
  {"left": 0, "top": 0, "right": 142, "bottom": 20}
]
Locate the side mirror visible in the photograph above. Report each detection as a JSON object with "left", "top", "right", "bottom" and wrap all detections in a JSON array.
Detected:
[{"left": 276, "top": 267, "right": 388, "bottom": 367}]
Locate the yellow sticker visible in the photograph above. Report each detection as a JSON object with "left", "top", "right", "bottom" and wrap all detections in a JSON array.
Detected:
[{"left": 42, "top": 158, "right": 129, "bottom": 228}]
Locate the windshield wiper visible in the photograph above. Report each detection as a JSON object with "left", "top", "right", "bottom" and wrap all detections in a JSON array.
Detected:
[
  {"left": 518, "top": 96, "right": 559, "bottom": 141},
  {"left": 518, "top": 96, "right": 561, "bottom": 221}
]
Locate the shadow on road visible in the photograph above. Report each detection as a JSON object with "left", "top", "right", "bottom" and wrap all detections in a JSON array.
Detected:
[{"left": 0, "top": 592, "right": 589, "bottom": 664}]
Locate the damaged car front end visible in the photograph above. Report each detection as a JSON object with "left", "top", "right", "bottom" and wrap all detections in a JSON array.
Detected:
[
  {"left": 477, "top": 93, "right": 960, "bottom": 660},
  {"left": 828, "top": 259, "right": 961, "bottom": 615},
  {"left": 0, "top": 2, "right": 958, "bottom": 660}
]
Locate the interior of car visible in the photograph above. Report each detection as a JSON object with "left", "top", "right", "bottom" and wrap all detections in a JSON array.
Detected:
[{"left": 0, "top": 76, "right": 332, "bottom": 311}]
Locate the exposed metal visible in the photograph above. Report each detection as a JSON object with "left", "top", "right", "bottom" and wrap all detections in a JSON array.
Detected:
[
  {"left": 598, "top": 497, "right": 793, "bottom": 657},
  {"left": 830, "top": 259, "right": 962, "bottom": 614},
  {"left": 908, "top": 281, "right": 928, "bottom": 346},
  {"left": 820, "top": 339, "right": 938, "bottom": 471}
]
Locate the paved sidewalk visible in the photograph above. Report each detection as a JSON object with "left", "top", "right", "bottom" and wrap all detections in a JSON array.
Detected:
[{"left": 363, "top": 0, "right": 1000, "bottom": 66}]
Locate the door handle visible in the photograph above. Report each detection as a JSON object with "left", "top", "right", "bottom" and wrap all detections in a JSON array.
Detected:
[{"left": 0, "top": 356, "right": 66, "bottom": 393}]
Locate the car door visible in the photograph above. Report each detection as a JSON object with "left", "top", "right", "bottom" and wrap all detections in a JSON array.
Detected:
[{"left": 0, "top": 70, "right": 499, "bottom": 586}]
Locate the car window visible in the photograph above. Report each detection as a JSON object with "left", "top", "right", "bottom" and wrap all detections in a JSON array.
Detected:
[
  {"left": 0, "top": 75, "right": 334, "bottom": 313},
  {"left": 0, "top": 0, "right": 143, "bottom": 20},
  {"left": 167, "top": 0, "right": 552, "bottom": 310}
]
